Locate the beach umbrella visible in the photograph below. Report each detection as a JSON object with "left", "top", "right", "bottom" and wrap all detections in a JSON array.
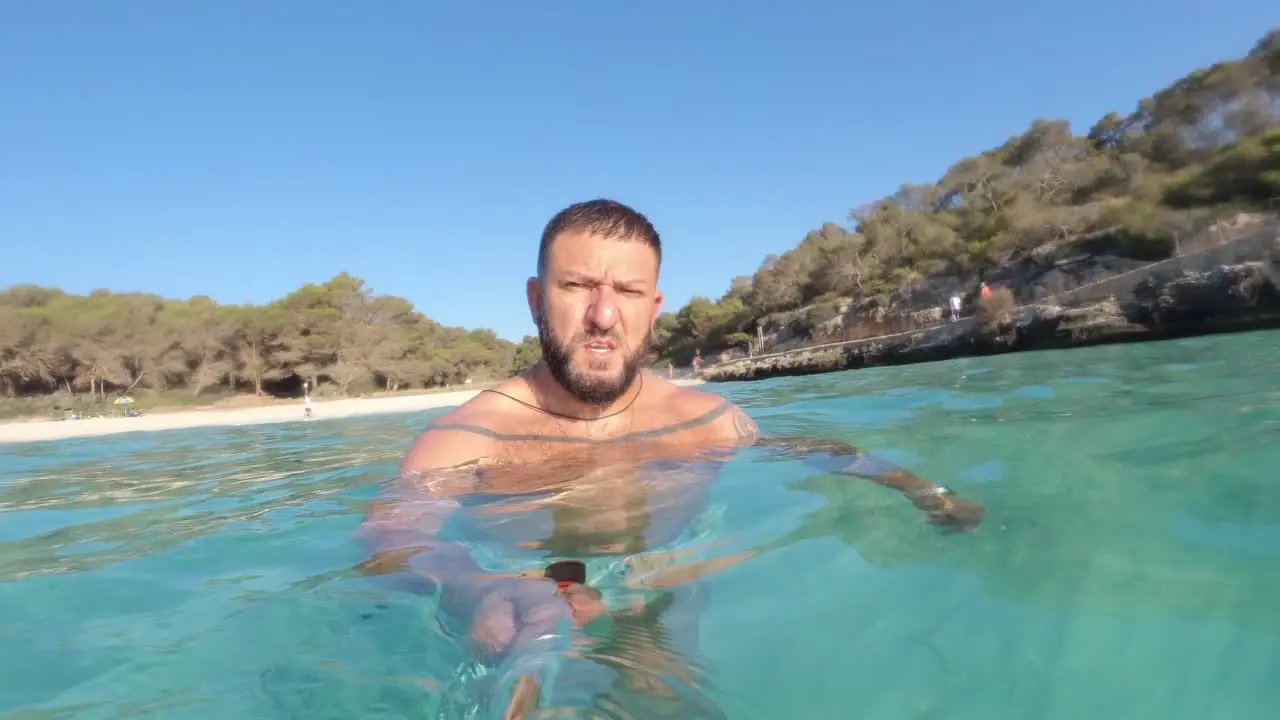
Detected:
[{"left": 113, "top": 396, "right": 134, "bottom": 405}]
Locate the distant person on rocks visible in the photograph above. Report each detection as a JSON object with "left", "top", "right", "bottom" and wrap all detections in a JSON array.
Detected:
[
  {"left": 691, "top": 350, "right": 704, "bottom": 376},
  {"left": 949, "top": 293, "right": 962, "bottom": 322},
  {"left": 980, "top": 281, "right": 991, "bottom": 300}
]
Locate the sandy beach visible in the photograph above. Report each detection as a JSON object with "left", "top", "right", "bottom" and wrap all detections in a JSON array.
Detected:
[{"left": 0, "top": 378, "right": 706, "bottom": 445}]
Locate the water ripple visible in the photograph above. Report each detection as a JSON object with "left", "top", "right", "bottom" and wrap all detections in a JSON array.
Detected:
[{"left": 1, "top": 332, "right": 1279, "bottom": 718}]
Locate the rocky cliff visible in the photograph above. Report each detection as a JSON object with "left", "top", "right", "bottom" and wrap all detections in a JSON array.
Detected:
[
  {"left": 741, "top": 215, "right": 1280, "bottom": 363},
  {"left": 702, "top": 258, "right": 1280, "bottom": 383}
]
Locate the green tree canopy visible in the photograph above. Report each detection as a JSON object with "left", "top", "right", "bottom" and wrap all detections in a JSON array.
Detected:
[
  {"left": 653, "top": 29, "right": 1280, "bottom": 362},
  {"left": 0, "top": 273, "right": 528, "bottom": 400}
]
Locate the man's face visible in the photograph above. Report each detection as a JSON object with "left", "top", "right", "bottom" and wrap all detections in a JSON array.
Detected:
[{"left": 528, "top": 231, "right": 662, "bottom": 405}]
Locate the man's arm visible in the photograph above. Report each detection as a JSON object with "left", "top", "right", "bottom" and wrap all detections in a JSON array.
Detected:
[
  {"left": 355, "top": 427, "right": 504, "bottom": 600},
  {"left": 359, "top": 427, "right": 575, "bottom": 718},
  {"left": 724, "top": 404, "right": 984, "bottom": 530}
]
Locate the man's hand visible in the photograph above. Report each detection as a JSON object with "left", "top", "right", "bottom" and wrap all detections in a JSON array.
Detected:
[
  {"left": 469, "top": 580, "right": 572, "bottom": 660},
  {"left": 470, "top": 591, "right": 519, "bottom": 656},
  {"left": 469, "top": 580, "right": 576, "bottom": 719},
  {"left": 911, "top": 492, "right": 985, "bottom": 532}
]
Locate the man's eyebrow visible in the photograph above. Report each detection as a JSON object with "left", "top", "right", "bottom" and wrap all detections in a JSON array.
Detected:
[
  {"left": 555, "top": 271, "right": 595, "bottom": 283},
  {"left": 557, "top": 272, "right": 650, "bottom": 288}
]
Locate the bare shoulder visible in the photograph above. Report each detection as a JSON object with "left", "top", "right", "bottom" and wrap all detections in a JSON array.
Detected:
[
  {"left": 399, "top": 399, "right": 503, "bottom": 475},
  {"left": 643, "top": 377, "right": 759, "bottom": 447},
  {"left": 642, "top": 377, "right": 721, "bottom": 414}
]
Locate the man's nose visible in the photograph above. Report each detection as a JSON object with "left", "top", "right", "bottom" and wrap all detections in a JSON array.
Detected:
[{"left": 587, "top": 286, "right": 620, "bottom": 330}]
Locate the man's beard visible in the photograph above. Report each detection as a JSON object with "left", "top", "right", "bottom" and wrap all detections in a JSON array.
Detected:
[{"left": 536, "top": 310, "right": 648, "bottom": 406}]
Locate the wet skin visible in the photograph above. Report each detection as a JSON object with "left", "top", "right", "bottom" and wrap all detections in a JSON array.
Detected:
[{"left": 355, "top": 231, "right": 984, "bottom": 716}]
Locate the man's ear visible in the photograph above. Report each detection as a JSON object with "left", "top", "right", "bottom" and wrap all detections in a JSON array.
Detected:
[
  {"left": 650, "top": 289, "right": 664, "bottom": 330},
  {"left": 526, "top": 277, "right": 542, "bottom": 325}
]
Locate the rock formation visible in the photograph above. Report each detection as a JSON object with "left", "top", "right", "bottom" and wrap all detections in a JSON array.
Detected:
[{"left": 703, "top": 252, "right": 1280, "bottom": 383}]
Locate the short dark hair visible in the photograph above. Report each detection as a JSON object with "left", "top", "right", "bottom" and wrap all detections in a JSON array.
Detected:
[{"left": 537, "top": 199, "right": 662, "bottom": 278}]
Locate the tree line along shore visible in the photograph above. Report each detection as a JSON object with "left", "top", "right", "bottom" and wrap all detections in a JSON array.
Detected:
[{"left": 3, "top": 30, "right": 1279, "bottom": 418}]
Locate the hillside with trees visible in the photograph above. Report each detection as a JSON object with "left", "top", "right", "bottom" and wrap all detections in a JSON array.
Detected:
[
  {"left": 653, "top": 30, "right": 1280, "bottom": 365},
  {"left": 4, "top": 31, "right": 1278, "bottom": 414},
  {"left": 0, "top": 273, "right": 543, "bottom": 415}
]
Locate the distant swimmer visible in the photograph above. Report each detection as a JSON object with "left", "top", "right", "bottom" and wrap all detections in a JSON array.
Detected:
[{"left": 356, "top": 199, "right": 985, "bottom": 717}]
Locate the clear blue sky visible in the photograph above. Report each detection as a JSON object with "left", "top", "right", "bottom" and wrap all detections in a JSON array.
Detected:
[{"left": 2, "top": 1, "right": 1275, "bottom": 341}]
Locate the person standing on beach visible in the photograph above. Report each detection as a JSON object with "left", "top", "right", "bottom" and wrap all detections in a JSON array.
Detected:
[
  {"left": 357, "top": 198, "right": 984, "bottom": 716},
  {"left": 949, "top": 293, "right": 962, "bottom": 322}
]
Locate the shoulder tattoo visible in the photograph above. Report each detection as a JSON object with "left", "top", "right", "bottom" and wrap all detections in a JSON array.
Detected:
[{"left": 732, "top": 407, "right": 760, "bottom": 446}]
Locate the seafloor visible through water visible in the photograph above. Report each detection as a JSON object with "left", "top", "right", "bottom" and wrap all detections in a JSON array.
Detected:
[{"left": 2, "top": 330, "right": 1278, "bottom": 719}]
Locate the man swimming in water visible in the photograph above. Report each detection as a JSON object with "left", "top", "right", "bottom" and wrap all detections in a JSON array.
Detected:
[{"left": 357, "top": 199, "right": 984, "bottom": 717}]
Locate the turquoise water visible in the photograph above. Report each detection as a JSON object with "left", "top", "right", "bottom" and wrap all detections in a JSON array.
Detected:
[{"left": 2, "top": 330, "right": 1279, "bottom": 719}]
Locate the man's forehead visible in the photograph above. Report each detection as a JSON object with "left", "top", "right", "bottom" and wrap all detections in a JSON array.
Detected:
[{"left": 546, "top": 231, "right": 658, "bottom": 279}]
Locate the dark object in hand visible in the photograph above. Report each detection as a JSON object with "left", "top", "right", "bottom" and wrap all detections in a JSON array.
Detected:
[{"left": 544, "top": 559, "right": 586, "bottom": 586}]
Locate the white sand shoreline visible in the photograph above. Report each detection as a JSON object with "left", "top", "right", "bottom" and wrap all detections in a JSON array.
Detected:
[{"left": 0, "top": 379, "right": 706, "bottom": 445}]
